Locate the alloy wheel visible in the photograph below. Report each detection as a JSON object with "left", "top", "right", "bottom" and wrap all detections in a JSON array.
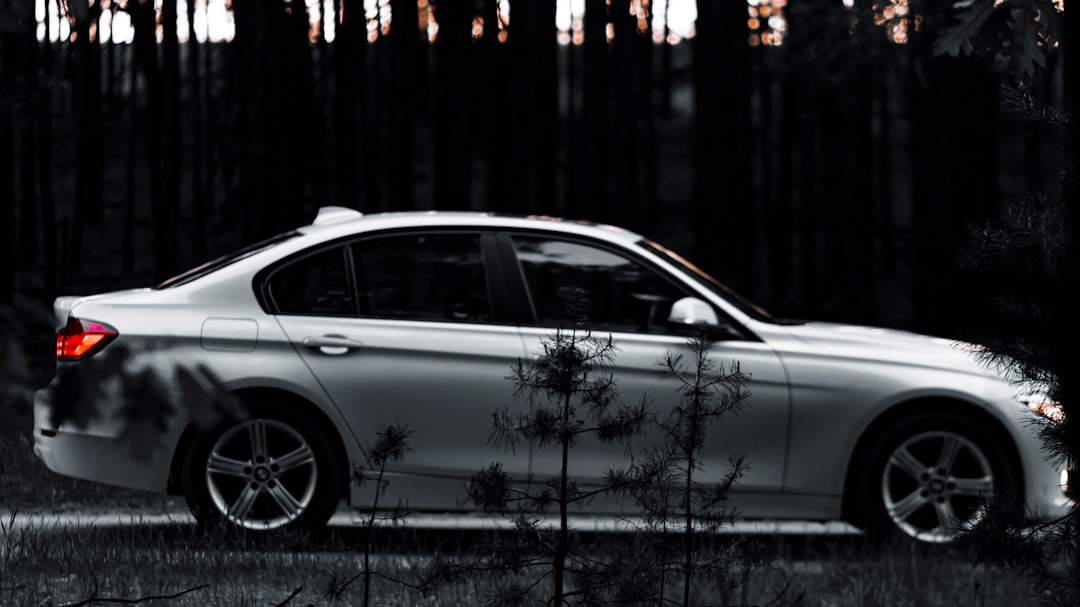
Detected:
[
  {"left": 204, "top": 418, "right": 319, "bottom": 530},
  {"left": 881, "top": 430, "right": 995, "bottom": 543}
]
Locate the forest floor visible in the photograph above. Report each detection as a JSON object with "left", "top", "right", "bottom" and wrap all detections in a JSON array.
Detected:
[{"left": 1, "top": 402, "right": 1046, "bottom": 607}]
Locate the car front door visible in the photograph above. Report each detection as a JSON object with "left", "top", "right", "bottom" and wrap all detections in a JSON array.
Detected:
[
  {"left": 268, "top": 231, "right": 531, "bottom": 510},
  {"left": 504, "top": 233, "right": 791, "bottom": 503}
]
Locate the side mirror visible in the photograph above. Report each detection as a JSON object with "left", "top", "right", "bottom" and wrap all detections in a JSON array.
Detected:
[{"left": 668, "top": 297, "right": 720, "bottom": 326}]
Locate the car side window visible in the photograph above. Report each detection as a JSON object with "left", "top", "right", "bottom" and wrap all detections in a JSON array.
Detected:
[
  {"left": 511, "top": 235, "right": 693, "bottom": 334},
  {"left": 350, "top": 234, "right": 493, "bottom": 323},
  {"left": 268, "top": 246, "right": 353, "bottom": 315}
]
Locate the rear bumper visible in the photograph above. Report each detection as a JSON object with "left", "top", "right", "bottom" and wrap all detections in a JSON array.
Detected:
[{"left": 33, "top": 388, "right": 175, "bottom": 494}]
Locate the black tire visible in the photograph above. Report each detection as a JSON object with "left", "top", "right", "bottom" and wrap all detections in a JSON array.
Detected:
[
  {"left": 857, "top": 410, "right": 1019, "bottom": 544},
  {"left": 182, "top": 400, "right": 341, "bottom": 533}
]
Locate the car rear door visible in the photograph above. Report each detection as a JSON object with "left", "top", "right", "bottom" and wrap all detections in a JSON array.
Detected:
[
  {"left": 268, "top": 230, "right": 531, "bottom": 510},
  {"left": 503, "top": 232, "right": 791, "bottom": 501}
]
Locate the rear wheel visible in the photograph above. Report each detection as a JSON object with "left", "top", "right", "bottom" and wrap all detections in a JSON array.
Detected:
[
  {"left": 859, "top": 411, "right": 1017, "bottom": 543},
  {"left": 182, "top": 403, "right": 341, "bottom": 533}
]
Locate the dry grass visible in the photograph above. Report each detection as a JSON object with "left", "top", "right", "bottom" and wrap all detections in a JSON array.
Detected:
[
  {"left": 0, "top": 505, "right": 1045, "bottom": 607},
  {"left": 0, "top": 409, "right": 1044, "bottom": 607}
]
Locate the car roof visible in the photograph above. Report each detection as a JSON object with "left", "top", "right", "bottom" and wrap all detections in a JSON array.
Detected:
[{"left": 294, "top": 208, "right": 647, "bottom": 247}]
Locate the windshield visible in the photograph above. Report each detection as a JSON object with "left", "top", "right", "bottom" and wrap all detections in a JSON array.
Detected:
[
  {"left": 154, "top": 231, "right": 301, "bottom": 289},
  {"left": 639, "top": 239, "right": 779, "bottom": 324}
]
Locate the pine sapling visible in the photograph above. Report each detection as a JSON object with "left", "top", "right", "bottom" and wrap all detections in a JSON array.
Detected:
[
  {"left": 324, "top": 422, "right": 414, "bottom": 607},
  {"left": 465, "top": 290, "right": 650, "bottom": 607}
]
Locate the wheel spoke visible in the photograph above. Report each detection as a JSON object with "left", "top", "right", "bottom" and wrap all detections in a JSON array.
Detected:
[
  {"left": 952, "top": 475, "right": 994, "bottom": 496},
  {"left": 890, "top": 489, "right": 930, "bottom": 522},
  {"left": 228, "top": 484, "right": 260, "bottom": 521},
  {"left": 248, "top": 420, "right": 269, "bottom": 460},
  {"left": 206, "top": 453, "right": 249, "bottom": 478},
  {"left": 274, "top": 444, "right": 316, "bottom": 474},
  {"left": 933, "top": 499, "right": 960, "bottom": 533},
  {"left": 266, "top": 483, "right": 303, "bottom": 518},
  {"left": 889, "top": 446, "right": 928, "bottom": 480},
  {"left": 936, "top": 435, "right": 962, "bottom": 472}
]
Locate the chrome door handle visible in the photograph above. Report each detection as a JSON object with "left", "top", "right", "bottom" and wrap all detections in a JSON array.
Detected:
[{"left": 302, "top": 335, "right": 363, "bottom": 355}]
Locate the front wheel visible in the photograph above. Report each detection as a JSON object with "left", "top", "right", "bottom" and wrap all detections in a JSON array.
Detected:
[
  {"left": 858, "top": 412, "right": 1018, "bottom": 544},
  {"left": 182, "top": 404, "right": 341, "bottom": 533}
]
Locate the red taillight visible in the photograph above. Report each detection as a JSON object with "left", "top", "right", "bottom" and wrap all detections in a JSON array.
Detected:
[{"left": 56, "top": 317, "right": 118, "bottom": 361}]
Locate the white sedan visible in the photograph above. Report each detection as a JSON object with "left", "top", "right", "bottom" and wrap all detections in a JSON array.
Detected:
[{"left": 32, "top": 207, "right": 1071, "bottom": 542}]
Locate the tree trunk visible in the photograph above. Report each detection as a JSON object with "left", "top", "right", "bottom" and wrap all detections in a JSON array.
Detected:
[
  {"left": 388, "top": 0, "right": 420, "bottom": 210},
  {"left": 610, "top": 0, "right": 640, "bottom": 229},
  {"left": 0, "top": 37, "right": 14, "bottom": 306},
  {"left": 692, "top": 1, "right": 751, "bottom": 287},
  {"left": 479, "top": 0, "right": 509, "bottom": 211},
  {"left": 231, "top": 0, "right": 268, "bottom": 242},
  {"left": 188, "top": 0, "right": 207, "bottom": 256},
  {"left": 71, "top": 0, "right": 104, "bottom": 273},
  {"left": 123, "top": 46, "right": 138, "bottom": 276},
  {"left": 39, "top": 10, "right": 58, "bottom": 298},
  {"left": 158, "top": 0, "right": 181, "bottom": 281},
  {"left": 506, "top": 0, "right": 557, "bottom": 213},
  {"left": 638, "top": 8, "right": 657, "bottom": 232},
  {"left": 433, "top": 0, "right": 473, "bottom": 209},
  {"left": 263, "top": 1, "right": 316, "bottom": 230},
  {"left": 334, "top": 0, "right": 363, "bottom": 209},
  {"left": 659, "top": 1, "right": 672, "bottom": 119},
  {"left": 910, "top": 55, "right": 998, "bottom": 335},
  {"left": 581, "top": 0, "right": 609, "bottom": 219},
  {"left": 16, "top": 7, "right": 39, "bottom": 288},
  {"left": 133, "top": 0, "right": 165, "bottom": 281}
]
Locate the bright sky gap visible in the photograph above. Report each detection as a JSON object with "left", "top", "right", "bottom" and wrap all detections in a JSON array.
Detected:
[
  {"left": 34, "top": 1, "right": 953, "bottom": 49},
  {"left": 35, "top": 0, "right": 794, "bottom": 47}
]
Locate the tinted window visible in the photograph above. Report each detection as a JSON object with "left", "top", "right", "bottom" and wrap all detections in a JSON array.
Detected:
[
  {"left": 512, "top": 236, "right": 690, "bottom": 334},
  {"left": 268, "top": 247, "right": 352, "bottom": 315},
  {"left": 351, "top": 234, "right": 492, "bottom": 323}
]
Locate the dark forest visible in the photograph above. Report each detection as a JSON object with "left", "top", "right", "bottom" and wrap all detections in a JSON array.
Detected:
[{"left": 0, "top": 0, "right": 1069, "bottom": 339}]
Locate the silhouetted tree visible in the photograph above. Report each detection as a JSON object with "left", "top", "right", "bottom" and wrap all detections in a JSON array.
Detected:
[
  {"left": 14, "top": 8, "right": 38, "bottom": 288},
  {"left": 506, "top": 0, "right": 557, "bottom": 213},
  {"left": 158, "top": 0, "right": 181, "bottom": 280},
  {"left": 1062, "top": 0, "right": 1080, "bottom": 541},
  {"left": 229, "top": 0, "right": 269, "bottom": 243},
  {"left": 35, "top": 1, "right": 57, "bottom": 298},
  {"left": 388, "top": 0, "right": 420, "bottom": 210},
  {"left": 122, "top": 27, "right": 139, "bottom": 276},
  {"left": 478, "top": 0, "right": 509, "bottom": 211},
  {"left": 610, "top": 0, "right": 642, "bottom": 230},
  {"left": 580, "top": 0, "right": 609, "bottom": 219},
  {"left": 932, "top": 1, "right": 1078, "bottom": 603},
  {"left": 692, "top": 1, "right": 750, "bottom": 291},
  {"left": 188, "top": 0, "right": 209, "bottom": 255},
  {"left": 264, "top": 0, "right": 315, "bottom": 232},
  {"left": 70, "top": 0, "right": 104, "bottom": 274},
  {"left": 433, "top": 0, "right": 473, "bottom": 209},
  {"left": 910, "top": 0, "right": 1002, "bottom": 335},
  {"left": 0, "top": 0, "right": 35, "bottom": 305},
  {"left": 334, "top": 0, "right": 364, "bottom": 209}
]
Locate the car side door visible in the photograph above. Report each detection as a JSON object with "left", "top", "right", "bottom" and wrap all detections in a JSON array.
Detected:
[
  {"left": 266, "top": 230, "right": 531, "bottom": 510},
  {"left": 502, "top": 232, "right": 791, "bottom": 501}
]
